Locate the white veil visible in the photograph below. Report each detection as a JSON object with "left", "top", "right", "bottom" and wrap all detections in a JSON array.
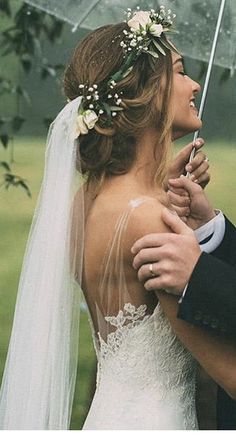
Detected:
[{"left": 0, "top": 96, "right": 84, "bottom": 430}]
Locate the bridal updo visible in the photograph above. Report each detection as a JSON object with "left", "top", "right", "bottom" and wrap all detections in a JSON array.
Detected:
[{"left": 63, "top": 22, "right": 173, "bottom": 186}]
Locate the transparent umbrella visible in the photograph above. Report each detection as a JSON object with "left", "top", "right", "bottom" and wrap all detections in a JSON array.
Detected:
[
  {"left": 24, "top": 0, "right": 236, "bottom": 72},
  {"left": 24, "top": 0, "right": 236, "bottom": 162}
]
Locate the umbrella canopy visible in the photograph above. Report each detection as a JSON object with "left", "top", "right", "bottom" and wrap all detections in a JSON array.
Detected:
[{"left": 24, "top": 0, "right": 236, "bottom": 72}]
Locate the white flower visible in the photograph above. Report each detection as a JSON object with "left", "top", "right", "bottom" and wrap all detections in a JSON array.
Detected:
[
  {"left": 149, "top": 23, "right": 163, "bottom": 37},
  {"left": 74, "top": 114, "right": 88, "bottom": 138},
  {"left": 127, "top": 11, "right": 151, "bottom": 31},
  {"left": 130, "top": 39, "right": 137, "bottom": 47},
  {"left": 74, "top": 109, "right": 98, "bottom": 138},
  {"left": 83, "top": 109, "right": 98, "bottom": 129}
]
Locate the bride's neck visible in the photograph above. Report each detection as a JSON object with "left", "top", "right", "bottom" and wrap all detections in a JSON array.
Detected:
[
  {"left": 86, "top": 129, "right": 165, "bottom": 200},
  {"left": 128, "top": 128, "right": 163, "bottom": 190}
]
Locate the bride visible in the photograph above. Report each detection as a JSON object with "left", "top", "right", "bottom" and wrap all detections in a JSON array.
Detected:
[{"left": 0, "top": 6, "right": 228, "bottom": 430}]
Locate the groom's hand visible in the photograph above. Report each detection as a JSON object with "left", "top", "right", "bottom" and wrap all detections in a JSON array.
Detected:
[
  {"left": 131, "top": 208, "right": 201, "bottom": 295},
  {"left": 167, "top": 176, "right": 216, "bottom": 230},
  {"left": 167, "top": 138, "right": 210, "bottom": 189}
]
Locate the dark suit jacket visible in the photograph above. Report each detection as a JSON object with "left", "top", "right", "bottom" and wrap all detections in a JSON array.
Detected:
[{"left": 177, "top": 217, "right": 236, "bottom": 429}]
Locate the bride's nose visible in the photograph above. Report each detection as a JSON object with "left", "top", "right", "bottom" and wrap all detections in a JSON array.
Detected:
[{"left": 191, "top": 78, "right": 201, "bottom": 95}]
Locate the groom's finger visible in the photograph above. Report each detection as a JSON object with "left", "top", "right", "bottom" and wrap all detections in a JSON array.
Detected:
[
  {"left": 167, "top": 185, "right": 189, "bottom": 196},
  {"left": 132, "top": 247, "right": 163, "bottom": 270},
  {"left": 161, "top": 207, "right": 193, "bottom": 236},
  {"left": 168, "top": 176, "right": 203, "bottom": 197},
  {"left": 197, "top": 171, "right": 211, "bottom": 187},
  {"left": 144, "top": 275, "right": 168, "bottom": 291},
  {"left": 167, "top": 190, "right": 190, "bottom": 208},
  {"left": 137, "top": 261, "right": 161, "bottom": 282},
  {"left": 131, "top": 232, "right": 177, "bottom": 256}
]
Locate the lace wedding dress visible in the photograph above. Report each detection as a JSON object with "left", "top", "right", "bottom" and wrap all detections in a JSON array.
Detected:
[{"left": 82, "top": 197, "right": 198, "bottom": 430}]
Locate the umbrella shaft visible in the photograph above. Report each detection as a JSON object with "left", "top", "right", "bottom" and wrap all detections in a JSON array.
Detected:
[{"left": 187, "top": 0, "right": 226, "bottom": 173}]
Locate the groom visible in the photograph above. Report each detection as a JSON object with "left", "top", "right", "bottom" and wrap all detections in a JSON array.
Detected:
[{"left": 132, "top": 175, "right": 236, "bottom": 430}]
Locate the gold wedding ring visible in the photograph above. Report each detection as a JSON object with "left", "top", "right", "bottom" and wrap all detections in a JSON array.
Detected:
[{"left": 149, "top": 263, "right": 156, "bottom": 277}]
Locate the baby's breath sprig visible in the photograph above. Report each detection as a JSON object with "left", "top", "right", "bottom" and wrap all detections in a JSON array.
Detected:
[{"left": 74, "top": 82, "right": 124, "bottom": 138}]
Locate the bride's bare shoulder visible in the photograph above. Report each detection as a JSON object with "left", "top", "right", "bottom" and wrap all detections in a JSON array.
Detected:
[
  {"left": 130, "top": 194, "right": 170, "bottom": 232},
  {"left": 121, "top": 194, "right": 172, "bottom": 262}
]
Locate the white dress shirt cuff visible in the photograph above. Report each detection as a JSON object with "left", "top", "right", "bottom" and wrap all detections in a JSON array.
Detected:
[
  {"left": 178, "top": 211, "right": 225, "bottom": 303},
  {"left": 194, "top": 210, "right": 225, "bottom": 253}
]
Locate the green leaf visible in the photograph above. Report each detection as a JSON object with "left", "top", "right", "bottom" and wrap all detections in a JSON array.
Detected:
[
  {"left": 152, "top": 39, "right": 166, "bottom": 56},
  {"left": 3, "top": 173, "right": 31, "bottom": 197},
  {"left": 109, "top": 71, "right": 123, "bottom": 83},
  {"left": 0, "top": 0, "right": 11, "bottom": 17},
  {"left": 18, "top": 180, "right": 31, "bottom": 197},
  {"left": 163, "top": 28, "right": 179, "bottom": 35},
  {"left": 102, "top": 102, "right": 111, "bottom": 116},
  {"left": 41, "top": 65, "right": 56, "bottom": 79},
  {"left": 20, "top": 54, "right": 32, "bottom": 73},
  {"left": 220, "top": 68, "right": 231, "bottom": 85},
  {"left": 0, "top": 134, "right": 9, "bottom": 148},
  {"left": 12, "top": 116, "right": 25, "bottom": 132},
  {"left": 0, "top": 161, "right": 11, "bottom": 171},
  {"left": 161, "top": 38, "right": 180, "bottom": 55},
  {"left": 14, "top": 86, "right": 30, "bottom": 104},
  {"left": 147, "top": 50, "right": 159, "bottom": 58},
  {"left": 109, "top": 106, "right": 123, "bottom": 111},
  {"left": 122, "top": 66, "right": 133, "bottom": 78}
]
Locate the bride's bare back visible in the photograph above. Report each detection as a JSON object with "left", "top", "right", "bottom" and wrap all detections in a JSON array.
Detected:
[{"left": 82, "top": 179, "right": 169, "bottom": 339}]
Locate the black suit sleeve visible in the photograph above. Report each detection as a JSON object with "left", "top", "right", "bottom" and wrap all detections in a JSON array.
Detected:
[{"left": 177, "top": 217, "right": 236, "bottom": 337}]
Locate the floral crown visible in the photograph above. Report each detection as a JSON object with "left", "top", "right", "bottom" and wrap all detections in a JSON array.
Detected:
[{"left": 74, "top": 5, "right": 178, "bottom": 139}]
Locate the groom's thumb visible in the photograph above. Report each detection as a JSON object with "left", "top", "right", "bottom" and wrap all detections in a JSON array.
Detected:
[{"left": 162, "top": 208, "right": 192, "bottom": 235}]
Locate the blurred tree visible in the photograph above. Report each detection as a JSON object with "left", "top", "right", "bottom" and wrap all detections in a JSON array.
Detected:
[{"left": 0, "top": 0, "right": 64, "bottom": 195}]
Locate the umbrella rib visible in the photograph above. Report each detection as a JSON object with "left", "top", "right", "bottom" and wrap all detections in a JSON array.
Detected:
[{"left": 76, "top": 0, "right": 103, "bottom": 28}]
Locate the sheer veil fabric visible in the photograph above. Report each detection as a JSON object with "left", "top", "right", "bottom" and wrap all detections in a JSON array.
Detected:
[{"left": 0, "top": 96, "right": 84, "bottom": 430}]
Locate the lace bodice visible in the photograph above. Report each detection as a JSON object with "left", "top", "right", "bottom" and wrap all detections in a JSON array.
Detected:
[{"left": 84, "top": 302, "right": 197, "bottom": 430}]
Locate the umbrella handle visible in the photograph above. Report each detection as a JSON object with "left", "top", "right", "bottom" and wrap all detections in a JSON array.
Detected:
[{"left": 186, "top": 0, "right": 226, "bottom": 178}]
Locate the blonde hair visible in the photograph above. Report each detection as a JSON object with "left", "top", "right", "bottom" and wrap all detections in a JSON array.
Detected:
[{"left": 63, "top": 22, "right": 173, "bottom": 187}]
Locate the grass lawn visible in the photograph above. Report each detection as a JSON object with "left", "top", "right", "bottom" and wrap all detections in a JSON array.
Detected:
[{"left": 0, "top": 136, "right": 235, "bottom": 429}]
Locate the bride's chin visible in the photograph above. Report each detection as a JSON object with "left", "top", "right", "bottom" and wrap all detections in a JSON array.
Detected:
[{"left": 172, "top": 121, "right": 202, "bottom": 140}]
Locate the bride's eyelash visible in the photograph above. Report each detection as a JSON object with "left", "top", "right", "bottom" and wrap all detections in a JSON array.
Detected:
[{"left": 179, "top": 71, "right": 186, "bottom": 76}]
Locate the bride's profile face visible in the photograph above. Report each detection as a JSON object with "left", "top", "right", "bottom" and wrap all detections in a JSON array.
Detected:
[{"left": 171, "top": 52, "right": 202, "bottom": 139}]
